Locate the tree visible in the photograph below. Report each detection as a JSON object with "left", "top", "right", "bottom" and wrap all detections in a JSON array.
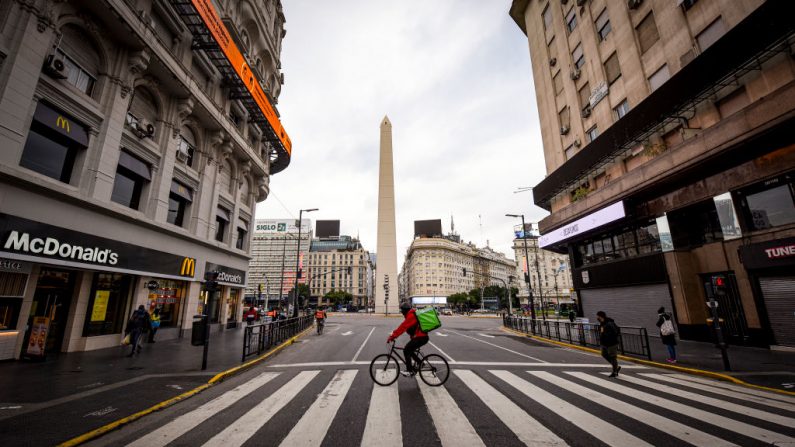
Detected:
[
  {"left": 447, "top": 293, "right": 469, "bottom": 311},
  {"left": 323, "top": 289, "right": 353, "bottom": 306}
]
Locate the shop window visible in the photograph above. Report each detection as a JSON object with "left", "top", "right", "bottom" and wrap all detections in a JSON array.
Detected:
[
  {"left": 744, "top": 183, "right": 795, "bottom": 230},
  {"left": 667, "top": 200, "right": 723, "bottom": 248},
  {"left": 595, "top": 9, "right": 611, "bottom": 41},
  {"left": 111, "top": 151, "right": 151, "bottom": 210},
  {"left": 648, "top": 64, "right": 670, "bottom": 92},
  {"left": 604, "top": 52, "right": 621, "bottom": 85},
  {"left": 168, "top": 180, "right": 193, "bottom": 227},
  {"left": 147, "top": 279, "right": 186, "bottom": 327},
  {"left": 215, "top": 207, "right": 230, "bottom": 242},
  {"left": 636, "top": 11, "right": 660, "bottom": 54},
  {"left": 572, "top": 44, "right": 584, "bottom": 70},
  {"left": 83, "top": 273, "right": 131, "bottom": 337},
  {"left": 0, "top": 298, "right": 22, "bottom": 331},
  {"left": 614, "top": 99, "right": 630, "bottom": 120},
  {"left": 565, "top": 8, "right": 577, "bottom": 33}
]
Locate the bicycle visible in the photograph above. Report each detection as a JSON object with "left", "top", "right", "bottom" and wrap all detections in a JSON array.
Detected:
[
  {"left": 316, "top": 319, "right": 324, "bottom": 335},
  {"left": 370, "top": 340, "right": 450, "bottom": 387}
]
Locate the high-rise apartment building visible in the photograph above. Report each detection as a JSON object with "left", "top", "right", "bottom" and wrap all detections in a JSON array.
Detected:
[
  {"left": 304, "top": 235, "right": 373, "bottom": 308},
  {"left": 0, "top": 0, "right": 289, "bottom": 359},
  {"left": 513, "top": 236, "right": 574, "bottom": 309},
  {"left": 510, "top": 0, "right": 795, "bottom": 347},
  {"left": 246, "top": 219, "right": 311, "bottom": 305}
]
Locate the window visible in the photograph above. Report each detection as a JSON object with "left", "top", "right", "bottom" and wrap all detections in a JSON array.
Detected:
[
  {"left": 565, "top": 8, "right": 577, "bottom": 33},
  {"left": 595, "top": 9, "right": 611, "bottom": 41},
  {"left": 542, "top": 4, "right": 553, "bottom": 30},
  {"left": 237, "top": 219, "right": 249, "bottom": 250},
  {"left": 553, "top": 72, "right": 563, "bottom": 95},
  {"left": 565, "top": 144, "right": 576, "bottom": 160},
  {"left": 744, "top": 184, "right": 795, "bottom": 230},
  {"left": 20, "top": 126, "right": 79, "bottom": 183},
  {"left": 178, "top": 128, "right": 197, "bottom": 168},
  {"left": 558, "top": 106, "right": 570, "bottom": 129},
  {"left": 604, "top": 52, "right": 621, "bottom": 85},
  {"left": 56, "top": 49, "right": 96, "bottom": 96},
  {"left": 668, "top": 200, "right": 723, "bottom": 248},
  {"left": 614, "top": 99, "right": 630, "bottom": 119},
  {"left": 578, "top": 82, "right": 590, "bottom": 111},
  {"left": 55, "top": 25, "right": 100, "bottom": 97},
  {"left": 586, "top": 126, "right": 599, "bottom": 142},
  {"left": 636, "top": 12, "right": 660, "bottom": 54},
  {"left": 229, "top": 109, "right": 241, "bottom": 128},
  {"left": 167, "top": 180, "right": 192, "bottom": 227},
  {"left": 111, "top": 151, "right": 151, "bottom": 210},
  {"left": 572, "top": 44, "right": 584, "bottom": 69},
  {"left": 83, "top": 273, "right": 132, "bottom": 337},
  {"left": 697, "top": 17, "right": 727, "bottom": 50},
  {"left": 215, "top": 207, "right": 230, "bottom": 242},
  {"left": 648, "top": 64, "right": 670, "bottom": 92}
]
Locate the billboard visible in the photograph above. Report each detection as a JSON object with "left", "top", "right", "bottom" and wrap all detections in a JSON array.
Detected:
[
  {"left": 316, "top": 220, "right": 340, "bottom": 238},
  {"left": 414, "top": 219, "right": 443, "bottom": 237},
  {"left": 254, "top": 219, "right": 310, "bottom": 234}
]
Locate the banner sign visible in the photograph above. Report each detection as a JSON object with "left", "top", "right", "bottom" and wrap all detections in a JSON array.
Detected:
[
  {"left": 91, "top": 290, "right": 110, "bottom": 322},
  {"left": 26, "top": 316, "right": 50, "bottom": 357},
  {"left": 205, "top": 262, "right": 246, "bottom": 286},
  {"left": 539, "top": 201, "right": 626, "bottom": 248}
]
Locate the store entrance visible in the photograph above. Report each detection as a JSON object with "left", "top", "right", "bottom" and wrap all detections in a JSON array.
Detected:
[{"left": 24, "top": 269, "right": 76, "bottom": 358}]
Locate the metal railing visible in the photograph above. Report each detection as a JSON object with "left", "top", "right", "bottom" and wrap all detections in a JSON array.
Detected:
[
  {"left": 504, "top": 316, "right": 651, "bottom": 360},
  {"left": 242, "top": 315, "right": 313, "bottom": 362}
]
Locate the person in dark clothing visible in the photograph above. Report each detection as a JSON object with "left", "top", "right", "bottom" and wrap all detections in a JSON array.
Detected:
[
  {"left": 656, "top": 306, "right": 678, "bottom": 363},
  {"left": 596, "top": 310, "right": 621, "bottom": 377},
  {"left": 125, "top": 305, "right": 150, "bottom": 357},
  {"left": 387, "top": 302, "right": 428, "bottom": 376},
  {"left": 568, "top": 309, "right": 576, "bottom": 323}
]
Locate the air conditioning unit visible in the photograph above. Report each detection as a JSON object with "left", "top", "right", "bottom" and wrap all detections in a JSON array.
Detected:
[
  {"left": 627, "top": 0, "right": 642, "bottom": 9},
  {"left": 573, "top": 139, "right": 582, "bottom": 148},
  {"left": 43, "top": 55, "right": 69, "bottom": 79},
  {"left": 581, "top": 106, "right": 592, "bottom": 118},
  {"left": 132, "top": 119, "right": 155, "bottom": 139},
  {"left": 549, "top": 57, "right": 557, "bottom": 67},
  {"left": 176, "top": 145, "right": 190, "bottom": 162},
  {"left": 560, "top": 125, "right": 570, "bottom": 135},
  {"left": 570, "top": 69, "right": 581, "bottom": 80}
]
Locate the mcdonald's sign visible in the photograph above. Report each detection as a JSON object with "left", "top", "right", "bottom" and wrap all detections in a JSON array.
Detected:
[
  {"left": 32, "top": 102, "right": 89, "bottom": 147},
  {"left": 180, "top": 257, "right": 196, "bottom": 277},
  {"left": 55, "top": 115, "right": 71, "bottom": 133}
]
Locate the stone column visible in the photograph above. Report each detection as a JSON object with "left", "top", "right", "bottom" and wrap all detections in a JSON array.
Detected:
[{"left": 375, "top": 116, "right": 398, "bottom": 314}]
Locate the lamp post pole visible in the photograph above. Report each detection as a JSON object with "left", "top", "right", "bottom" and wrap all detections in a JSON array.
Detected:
[{"left": 292, "top": 208, "right": 318, "bottom": 317}]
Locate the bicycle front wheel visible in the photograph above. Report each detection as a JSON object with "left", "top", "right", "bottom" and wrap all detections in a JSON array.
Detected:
[
  {"left": 369, "top": 354, "right": 400, "bottom": 386},
  {"left": 418, "top": 354, "right": 449, "bottom": 386}
]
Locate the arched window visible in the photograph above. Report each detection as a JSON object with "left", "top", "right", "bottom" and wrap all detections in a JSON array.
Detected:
[
  {"left": 127, "top": 87, "right": 159, "bottom": 134},
  {"left": 218, "top": 160, "right": 233, "bottom": 196},
  {"left": 57, "top": 25, "right": 101, "bottom": 96},
  {"left": 178, "top": 126, "right": 197, "bottom": 168}
]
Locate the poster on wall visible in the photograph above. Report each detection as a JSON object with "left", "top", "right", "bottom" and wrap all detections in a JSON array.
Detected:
[
  {"left": 26, "top": 316, "right": 50, "bottom": 357},
  {"left": 91, "top": 290, "right": 110, "bottom": 322}
]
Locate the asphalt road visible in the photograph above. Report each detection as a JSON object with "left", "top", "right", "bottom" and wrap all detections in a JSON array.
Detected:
[{"left": 67, "top": 315, "right": 795, "bottom": 446}]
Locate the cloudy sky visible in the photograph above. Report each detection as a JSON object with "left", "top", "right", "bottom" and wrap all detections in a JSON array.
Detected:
[{"left": 255, "top": 0, "right": 549, "bottom": 264}]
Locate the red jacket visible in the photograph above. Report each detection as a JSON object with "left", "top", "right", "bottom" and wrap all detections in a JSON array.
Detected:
[{"left": 389, "top": 309, "right": 427, "bottom": 340}]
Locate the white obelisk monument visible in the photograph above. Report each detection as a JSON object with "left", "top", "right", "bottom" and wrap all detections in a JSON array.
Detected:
[{"left": 375, "top": 116, "right": 398, "bottom": 315}]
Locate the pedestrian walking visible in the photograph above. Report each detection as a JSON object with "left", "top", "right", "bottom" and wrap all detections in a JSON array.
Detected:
[
  {"left": 125, "top": 305, "right": 150, "bottom": 357},
  {"left": 568, "top": 308, "right": 576, "bottom": 323},
  {"left": 148, "top": 308, "right": 161, "bottom": 343},
  {"left": 596, "top": 310, "right": 621, "bottom": 377},
  {"left": 656, "top": 306, "right": 677, "bottom": 363}
]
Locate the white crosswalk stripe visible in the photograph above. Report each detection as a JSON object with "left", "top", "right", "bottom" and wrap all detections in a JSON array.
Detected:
[
  {"left": 361, "top": 381, "right": 402, "bottom": 447},
  {"left": 492, "top": 370, "right": 653, "bottom": 447},
  {"left": 279, "top": 369, "right": 358, "bottom": 447},
  {"left": 203, "top": 370, "right": 320, "bottom": 446},
  {"left": 529, "top": 371, "right": 737, "bottom": 447},
  {"left": 455, "top": 370, "right": 566, "bottom": 446},
  {"left": 665, "top": 373, "right": 795, "bottom": 405},
  {"left": 125, "top": 371, "right": 281, "bottom": 447},
  {"left": 418, "top": 374, "right": 486, "bottom": 446},
  {"left": 570, "top": 371, "right": 795, "bottom": 444}
]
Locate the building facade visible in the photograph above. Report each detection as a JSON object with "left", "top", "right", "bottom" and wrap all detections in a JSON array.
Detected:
[
  {"left": 401, "top": 236, "right": 515, "bottom": 301},
  {"left": 513, "top": 235, "right": 574, "bottom": 309},
  {"left": 304, "top": 235, "right": 373, "bottom": 308},
  {"left": 0, "top": 0, "right": 288, "bottom": 360},
  {"left": 510, "top": 0, "right": 795, "bottom": 347},
  {"left": 246, "top": 219, "right": 311, "bottom": 307}
]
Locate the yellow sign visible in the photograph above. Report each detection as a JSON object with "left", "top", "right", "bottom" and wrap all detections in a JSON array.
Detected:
[
  {"left": 56, "top": 115, "right": 71, "bottom": 132},
  {"left": 91, "top": 290, "right": 110, "bottom": 322},
  {"left": 180, "top": 257, "right": 196, "bottom": 277}
]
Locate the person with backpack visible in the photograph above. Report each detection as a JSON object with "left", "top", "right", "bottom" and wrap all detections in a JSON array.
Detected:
[
  {"left": 315, "top": 308, "right": 327, "bottom": 334},
  {"left": 596, "top": 310, "right": 621, "bottom": 377},
  {"left": 387, "top": 302, "right": 430, "bottom": 377},
  {"left": 656, "top": 306, "right": 677, "bottom": 363},
  {"left": 125, "top": 305, "right": 150, "bottom": 357}
]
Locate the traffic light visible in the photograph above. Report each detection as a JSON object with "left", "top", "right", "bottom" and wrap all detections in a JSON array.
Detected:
[{"left": 711, "top": 275, "right": 728, "bottom": 297}]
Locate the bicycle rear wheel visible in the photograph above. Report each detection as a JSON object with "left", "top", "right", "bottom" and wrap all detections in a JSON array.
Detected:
[
  {"left": 418, "top": 354, "right": 449, "bottom": 386},
  {"left": 369, "top": 354, "right": 400, "bottom": 386}
]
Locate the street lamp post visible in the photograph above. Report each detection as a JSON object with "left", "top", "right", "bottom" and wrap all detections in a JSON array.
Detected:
[
  {"left": 292, "top": 208, "right": 318, "bottom": 317},
  {"left": 506, "top": 214, "right": 537, "bottom": 324}
]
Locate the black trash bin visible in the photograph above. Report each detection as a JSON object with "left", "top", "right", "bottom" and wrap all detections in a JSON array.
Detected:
[{"left": 192, "top": 315, "right": 207, "bottom": 346}]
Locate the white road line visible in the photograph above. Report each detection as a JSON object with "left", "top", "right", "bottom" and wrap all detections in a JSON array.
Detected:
[
  {"left": 530, "top": 371, "right": 737, "bottom": 447},
  {"left": 265, "top": 361, "right": 647, "bottom": 368},
  {"left": 436, "top": 332, "right": 449, "bottom": 337},
  {"left": 641, "top": 373, "right": 795, "bottom": 411},
  {"left": 492, "top": 370, "right": 651, "bottom": 447},
  {"left": 352, "top": 327, "right": 376, "bottom": 362},
  {"left": 203, "top": 371, "right": 319, "bottom": 446},
  {"left": 455, "top": 370, "right": 565, "bottom": 446},
  {"left": 477, "top": 333, "right": 495, "bottom": 338},
  {"left": 569, "top": 372, "right": 795, "bottom": 444},
  {"left": 126, "top": 371, "right": 281, "bottom": 447},
  {"left": 417, "top": 377, "right": 485, "bottom": 447},
  {"left": 341, "top": 330, "right": 353, "bottom": 336},
  {"left": 429, "top": 341, "right": 456, "bottom": 363},
  {"left": 666, "top": 373, "right": 795, "bottom": 405},
  {"left": 448, "top": 330, "right": 547, "bottom": 363},
  {"left": 609, "top": 373, "right": 795, "bottom": 428},
  {"left": 279, "top": 369, "right": 358, "bottom": 447},
  {"left": 361, "top": 381, "right": 402, "bottom": 447}
]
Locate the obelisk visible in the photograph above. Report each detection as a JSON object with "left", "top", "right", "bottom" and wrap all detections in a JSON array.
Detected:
[{"left": 375, "top": 116, "right": 398, "bottom": 315}]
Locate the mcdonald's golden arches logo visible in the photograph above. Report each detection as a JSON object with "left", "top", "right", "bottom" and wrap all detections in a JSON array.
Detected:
[
  {"left": 56, "top": 115, "right": 71, "bottom": 133},
  {"left": 180, "top": 257, "right": 196, "bottom": 277}
]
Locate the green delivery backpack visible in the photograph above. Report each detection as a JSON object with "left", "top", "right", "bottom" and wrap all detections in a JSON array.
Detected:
[{"left": 416, "top": 307, "right": 442, "bottom": 333}]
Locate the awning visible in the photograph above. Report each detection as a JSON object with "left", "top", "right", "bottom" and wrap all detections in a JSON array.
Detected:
[
  {"left": 170, "top": 180, "right": 193, "bottom": 202},
  {"left": 216, "top": 207, "right": 230, "bottom": 222},
  {"left": 33, "top": 102, "right": 89, "bottom": 147},
  {"left": 118, "top": 151, "right": 151, "bottom": 180}
]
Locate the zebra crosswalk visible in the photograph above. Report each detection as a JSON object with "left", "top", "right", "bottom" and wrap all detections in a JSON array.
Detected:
[{"left": 119, "top": 367, "right": 795, "bottom": 447}]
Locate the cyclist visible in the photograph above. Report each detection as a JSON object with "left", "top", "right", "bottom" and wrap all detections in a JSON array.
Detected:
[
  {"left": 315, "top": 308, "right": 327, "bottom": 333},
  {"left": 387, "top": 302, "right": 428, "bottom": 376}
]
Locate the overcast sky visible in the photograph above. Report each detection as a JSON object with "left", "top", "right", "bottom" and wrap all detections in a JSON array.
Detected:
[{"left": 255, "top": 0, "right": 549, "bottom": 265}]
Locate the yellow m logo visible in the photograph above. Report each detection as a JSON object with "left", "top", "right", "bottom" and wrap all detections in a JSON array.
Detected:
[
  {"left": 180, "top": 257, "right": 196, "bottom": 277},
  {"left": 56, "top": 116, "right": 70, "bottom": 132}
]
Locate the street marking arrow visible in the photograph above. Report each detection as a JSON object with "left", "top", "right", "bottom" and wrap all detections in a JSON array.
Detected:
[
  {"left": 436, "top": 332, "right": 448, "bottom": 337},
  {"left": 341, "top": 331, "right": 353, "bottom": 336}
]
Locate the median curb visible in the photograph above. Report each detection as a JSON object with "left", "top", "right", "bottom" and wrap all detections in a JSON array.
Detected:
[
  {"left": 500, "top": 326, "right": 795, "bottom": 397},
  {"left": 57, "top": 325, "right": 315, "bottom": 447}
]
